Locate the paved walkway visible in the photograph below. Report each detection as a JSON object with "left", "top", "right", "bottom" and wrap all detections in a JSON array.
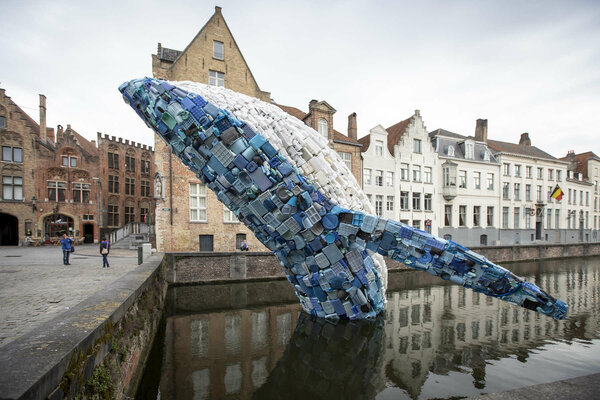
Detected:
[{"left": 0, "top": 244, "right": 141, "bottom": 347}]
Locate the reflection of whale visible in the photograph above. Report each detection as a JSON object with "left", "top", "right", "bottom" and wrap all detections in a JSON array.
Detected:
[
  {"left": 251, "top": 313, "right": 385, "bottom": 400},
  {"left": 119, "top": 78, "right": 567, "bottom": 320}
]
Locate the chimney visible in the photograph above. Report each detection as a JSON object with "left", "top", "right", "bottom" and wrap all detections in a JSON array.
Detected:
[
  {"left": 57, "top": 124, "right": 63, "bottom": 136},
  {"left": 47, "top": 128, "right": 55, "bottom": 143},
  {"left": 348, "top": 112, "right": 357, "bottom": 140},
  {"left": 474, "top": 119, "right": 487, "bottom": 142},
  {"left": 519, "top": 132, "right": 531, "bottom": 146},
  {"left": 157, "top": 42, "right": 162, "bottom": 56},
  {"left": 39, "top": 94, "right": 47, "bottom": 141},
  {"left": 215, "top": 5, "right": 222, "bottom": 13}
]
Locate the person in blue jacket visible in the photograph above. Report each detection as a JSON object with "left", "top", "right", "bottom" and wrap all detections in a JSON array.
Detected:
[
  {"left": 99, "top": 237, "right": 110, "bottom": 268},
  {"left": 60, "top": 233, "right": 73, "bottom": 265}
]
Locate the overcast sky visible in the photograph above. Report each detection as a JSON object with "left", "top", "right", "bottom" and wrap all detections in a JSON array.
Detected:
[{"left": 1, "top": 0, "right": 599, "bottom": 157}]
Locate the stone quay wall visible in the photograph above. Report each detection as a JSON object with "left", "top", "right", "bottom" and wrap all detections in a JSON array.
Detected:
[{"left": 166, "top": 242, "right": 600, "bottom": 285}]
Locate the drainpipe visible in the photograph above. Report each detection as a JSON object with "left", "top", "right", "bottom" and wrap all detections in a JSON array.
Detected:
[{"left": 93, "top": 177, "right": 101, "bottom": 241}]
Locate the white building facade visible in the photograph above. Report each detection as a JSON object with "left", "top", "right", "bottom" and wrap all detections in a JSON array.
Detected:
[{"left": 360, "top": 111, "right": 440, "bottom": 235}]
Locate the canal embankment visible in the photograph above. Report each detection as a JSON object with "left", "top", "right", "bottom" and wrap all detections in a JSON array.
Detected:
[{"left": 0, "top": 246, "right": 165, "bottom": 400}]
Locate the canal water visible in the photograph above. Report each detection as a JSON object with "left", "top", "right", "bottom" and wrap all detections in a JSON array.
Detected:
[{"left": 137, "top": 257, "right": 600, "bottom": 399}]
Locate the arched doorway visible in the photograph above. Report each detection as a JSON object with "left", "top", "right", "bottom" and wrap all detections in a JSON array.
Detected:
[
  {"left": 43, "top": 214, "right": 74, "bottom": 241},
  {"left": 0, "top": 213, "right": 18, "bottom": 245}
]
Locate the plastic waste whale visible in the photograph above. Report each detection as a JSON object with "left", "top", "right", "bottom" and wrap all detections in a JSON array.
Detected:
[{"left": 119, "top": 77, "right": 568, "bottom": 321}]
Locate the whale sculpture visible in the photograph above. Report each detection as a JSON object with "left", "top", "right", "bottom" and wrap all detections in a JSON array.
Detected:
[{"left": 119, "top": 77, "right": 568, "bottom": 320}]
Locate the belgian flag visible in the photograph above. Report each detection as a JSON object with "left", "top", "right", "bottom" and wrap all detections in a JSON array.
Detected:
[{"left": 551, "top": 185, "right": 564, "bottom": 201}]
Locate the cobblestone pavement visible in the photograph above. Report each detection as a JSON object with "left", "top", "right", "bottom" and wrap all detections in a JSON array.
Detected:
[{"left": 0, "top": 244, "right": 143, "bottom": 347}]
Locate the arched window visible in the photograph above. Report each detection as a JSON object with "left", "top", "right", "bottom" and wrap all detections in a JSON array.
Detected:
[
  {"left": 448, "top": 146, "right": 455, "bottom": 157},
  {"left": 318, "top": 118, "right": 328, "bottom": 139}
]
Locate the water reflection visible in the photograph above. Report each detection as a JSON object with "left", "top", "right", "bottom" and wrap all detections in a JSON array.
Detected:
[{"left": 140, "top": 257, "right": 600, "bottom": 399}]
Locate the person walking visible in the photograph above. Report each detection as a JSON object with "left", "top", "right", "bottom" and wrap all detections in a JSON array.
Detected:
[
  {"left": 100, "top": 237, "right": 110, "bottom": 268},
  {"left": 240, "top": 239, "right": 248, "bottom": 251},
  {"left": 60, "top": 233, "right": 73, "bottom": 265}
]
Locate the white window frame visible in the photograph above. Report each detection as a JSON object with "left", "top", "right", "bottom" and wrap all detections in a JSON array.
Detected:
[
  {"left": 338, "top": 152, "right": 352, "bottom": 170},
  {"left": 223, "top": 206, "right": 239, "bottom": 223},
  {"left": 190, "top": 183, "right": 207, "bottom": 222},
  {"left": 213, "top": 40, "right": 224, "bottom": 60},
  {"left": 413, "top": 139, "right": 422, "bottom": 154},
  {"left": 375, "top": 140, "right": 384, "bottom": 157},
  {"left": 2, "top": 175, "right": 23, "bottom": 200},
  {"left": 209, "top": 70, "right": 225, "bottom": 87}
]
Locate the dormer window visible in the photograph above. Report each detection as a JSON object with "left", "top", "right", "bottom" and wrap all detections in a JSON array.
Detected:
[
  {"left": 465, "top": 142, "right": 474, "bottom": 159},
  {"left": 448, "top": 145, "right": 455, "bottom": 157},
  {"left": 483, "top": 150, "right": 490, "bottom": 161},
  {"left": 318, "top": 118, "right": 328, "bottom": 139},
  {"left": 375, "top": 140, "right": 383, "bottom": 157},
  {"left": 61, "top": 155, "right": 77, "bottom": 168}
]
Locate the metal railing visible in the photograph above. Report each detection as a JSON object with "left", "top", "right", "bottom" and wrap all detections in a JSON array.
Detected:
[{"left": 107, "top": 222, "right": 151, "bottom": 244}]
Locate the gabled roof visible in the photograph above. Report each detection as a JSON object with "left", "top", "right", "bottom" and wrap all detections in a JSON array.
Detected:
[
  {"left": 159, "top": 47, "right": 182, "bottom": 62},
  {"left": 486, "top": 139, "right": 556, "bottom": 160},
  {"left": 428, "top": 128, "right": 466, "bottom": 140},
  {"left": 57, "top": 126, "right": 99, "bottom": 157},
  {"left": 274, "top": 103, "right": 308, "bottom": 121},
  {"left": 559, "top": 151, "right": 600, "bottom": 178},
  {"left": 385, "top": 117, "right": 412, "bottom": 156},
  {"left": 358, "top": 134, "right": 371, "bottom": 152},
  {"left": 332, "top": 129, "right": 361, "bottom": 146}
]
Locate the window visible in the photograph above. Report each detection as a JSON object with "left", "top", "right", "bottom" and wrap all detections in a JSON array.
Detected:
[
  {"left": 375, "top": 140, "right": 383, "bottom": 157},
  {"left": 444, "top": 167, "right": 456, "bottom": 187},
  {"left": 413, "top": 220, "right": 421, "bottom": 229},
  {"left": 526, "top": 184, "right": 532, "bottom": 201},
  {"left": 108, "top": 152, "right": 119, "bottom": 169},
  {"left": 459, "top": 205, "right": 466, "bottom": 226},
  {"left": 213, "top": 40, "right": 224, "bottom": 60},
  {"left": 473, "top": 206, "right": 480, "bottom": 226},
  {"left": 224, "top": 206, "right": 238, "bottom": 223},
  {"left": 525, "top": 208, "right": 532, "bottom": 229},
  {"left": 125, "top": 177, "right": 135, "bottom": 195},
  {"left": 580, "top": 190, "right": 584, "bottom": 206},
  {"left": 424, "top": 167, "right": 432, "bottom": 183},
  {"left": 190, "top": 183, "right": 207, "bottom": 222},
  {"left": 125, "top": 206, "right": 135, "bottom": 224},
  {"left": 400, "top": 191, "right": 409, "bottom": 210},
  {"left": 483, "top": 151, "right": 490, "bottom": 161},
  {"left": 400, "top": 163, "right": 409, "bottom": 181},
  {"left": 424, "top": 194, "right": 432, "bottom": 211},
  {"left": 375, "top": 170, "right": 383, "bottom": 186},
  {"left": 317, "top": 118, "right": 328, "bottom": 139},
  {"left": 555, "top": 210, "right": 560, "bottom": 229},
  {"left": 209, "top": 70, "right": 225, "bottom": 87},
  {"left": 108, "top": 175, "right": 119, "bottom": 193},
  {"left": 140, "top": 207, "right": 149, "bottom": 223},
  {"left": 503, "top": 182, "right": 510, "bottom": 199},
  {"left": 487, "top": 207, "right": 494, "bottom": 227},
  {"left": 445, "top": 205, "right": 452, "bottom": 226},
  {"left": 141, "top": 158, "right": 150, "bottom": 175},
  {"left": 586, "top": 191, "right": 590, "bottom": 206},
  {"left": 502, "top": 207, "right": 509, "bottom": 228},
  {"left": 547, "top": 186, "right": 553, "bottom": 202},
  {"left": 568, "top": 188, "right": 572, "bottom": 204},
  {"left": 514, "top": 165, "right": 521, "bottom": 177},
  {"left": 503, "top": 163, "right": 510, "bottom": 176},
  {"left": 235, "top": 234, "right": 246, "bottom": 250},
  {"left": 526, "top": 166, "right": 532, "bottom": 179},
  {"left": 0, "top": 116, "right": 6, "bottom": 129},
  {"left": 487, "top": 173, "right": 494, "bottom": 190},
  {"left": 412, "top": 193, "right": 421, "bottom": 210},
  {"left": 363, "top": 168, "right": 372, "bottom": 185},
  {"left": 413, "top": 165, "right": 421, "bottom": 182},
  {"left": 82, "top": 214, "right": 94, "bottom": 221},
  {"left": 2, "top": 176, "right": 23, "bottom": 200},
  {"left": 474, "top": 172, "right": 481, "bottom": 189},
  {"left": 514, "top": 207, "right": 520, "bottom": 228},
  {"left": 125, "top": 155, "right": 135, "bottom": 172},
  {"left": 375, "top": 195, "right": 383, "bottom": 216},
  {"left": 448, "top": 146, "right": 455, "bottom": 157},
  {"left": 537, "top": 167, "right": 543, "bottom": 179},
  {"left": 514, "top": 183, "right": 520, "bottom": 200},
  {"left": 72, "top": 183, "right": 90, "bottom": 203},
  {"left": 557, "top": 170, "right": 562, "bottom": 181},
  {"left": 47, "top": 180, "right": 66, "bottom": 202},
  {"left": 339, "top": 152, "right": 352, "bottom": 170},
  {"left": 386, "top": 196, "right": 394, "bottom": 211},
  {"left": 2, "top": 146, "right": 22, "bottom": 163},
  {"left": 537, "top": 185, "right": 542, "bottom": 201},
  {"left": 367, "top": 194, "right": 372, "bottom": 204},
  {"left": 547, "top": 209, "right": 552, "bottom": 229},
  {"left": 141, "top": 180, "right": 150, "bottom": 197},
  {"left": 108, "top": 204, "right": 119, "bottom": 226},
  {"left": 386, "top": 171, "right": 394, "bottom": 187},
  {"left": 548, "top": 169, "right": 554, "bottom": 180},
  {"left": 465, "top": 143, "right": 474, "bottom": 159},
  {"left": 413, "top": 139, "right": 422, "bottom": 153},
  {"left": 459, "top": 170, "right": 467, "bottom": 188}
]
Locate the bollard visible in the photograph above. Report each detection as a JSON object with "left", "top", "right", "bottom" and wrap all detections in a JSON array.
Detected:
[{"left": 138, "top": 246, "right": 143, "bottom": 265}]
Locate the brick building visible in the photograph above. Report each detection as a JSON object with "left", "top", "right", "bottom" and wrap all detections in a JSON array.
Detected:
[
  {"left": 151, "top": 6, "right": 361, "bottom": 251},
  {"left": 96, "top": 133, "right": 155, "bottom": 238},
  {"left": 0, "top": 88, "right": 39, "bottom": 245},
  {"left": 1, "top": 87, "right": 155, "bottom": 245}
]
